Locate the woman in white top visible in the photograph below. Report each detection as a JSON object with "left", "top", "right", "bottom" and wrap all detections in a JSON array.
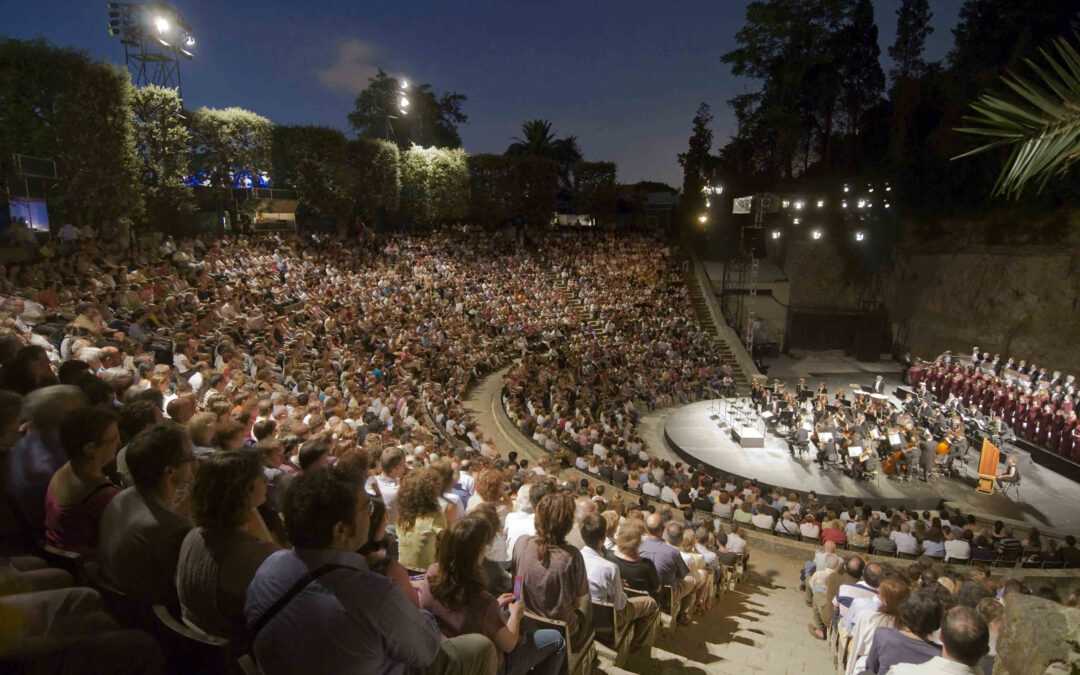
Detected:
[
  {"left": 466, "top": 468, "right": 511, "bottom": 564},
  {"left": 774, "top": 510, "right": 800, "bottom": 536},
  {"left": 679, "top": 529, "right": 715, "bottom": 614},
  {"left": 845, "top": 577, "right": 910, "bottom": 675},
  {"left": 799, "top": 514, "right": 821, "bottom": 541}
]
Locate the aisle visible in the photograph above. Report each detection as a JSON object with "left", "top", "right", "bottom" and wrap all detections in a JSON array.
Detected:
[{"left": 463, "top": 369, "right": 833, "bottom": 674}]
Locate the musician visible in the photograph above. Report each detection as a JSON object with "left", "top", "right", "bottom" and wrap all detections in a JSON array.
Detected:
[
  {"left": 918, "top": 431, "right": 936, "bottom": 481},
  {"left": 872, "top": 375, "right": 885, "bottom": 395},
  {"left": 796, "top": 378, "right": 809, "bottom": 400},
  {"left": 995, "top": 456, "right": 1020, "bottom": 492},
  {"left": 848, "top": 446, "right": 872, "bottom": 481}
]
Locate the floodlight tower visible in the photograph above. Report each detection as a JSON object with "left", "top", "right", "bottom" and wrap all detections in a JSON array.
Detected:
[{"left": 107, "top": 1, "right": 195, "bottom": 98}]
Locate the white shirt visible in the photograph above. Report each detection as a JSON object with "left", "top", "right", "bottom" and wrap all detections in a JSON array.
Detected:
[
  {"left": 891, "top": 530, "right": 919, "bottom": 554},
  {"left": 592, "top": 443, "right": 608, "bottom": 460},
  {"left": 457, "top": 471, "right": 475, "bottom": 497},
  {"left": 373, "top": 474, "right": 401, "bottom": 524},
  {"left": 660, "top": 485, "right": 677, "bottom": 504},
  {"left": 800, "top": 523, "right": 821, "bottom": 540},
  {"left": 504, "top": 510, "right": 536, "bottom": 558},
  {"left": 887, "top": 656, "right": 981, "bottom": 675},
  {"left": 725, "top": 532, "right": 747, "bottom": 554},
  {"left": 944, "top": 538, "right": 971, "bottom": 560},
  {"left": 581, "top": 546, "right": 627, "bottom": 611},
  {"left": 751, "top": 513, "right": 775, "bottom": 530},
  {"left": 642, "top": 482, "right": 661, "bottom": 498}
]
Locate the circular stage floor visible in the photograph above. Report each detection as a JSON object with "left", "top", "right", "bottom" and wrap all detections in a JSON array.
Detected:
[{"left": 663, "top": 399, "right": 1080, "bottom": 533}]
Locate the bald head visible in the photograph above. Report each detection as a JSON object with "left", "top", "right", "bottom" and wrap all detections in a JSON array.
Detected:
[
  {"left": 575, "top": 496, "right": 597, "bottom": 522},
  {"left": 941, "top": 606, "right": 989, "bottom": 667},
  {"left": 645, "top": 512, "right": 664, "bottom": 536}
]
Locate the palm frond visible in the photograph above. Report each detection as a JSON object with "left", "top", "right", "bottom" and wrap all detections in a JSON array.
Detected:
[{"left": 954, "top": 34, "right": 1080, "bottom": 198}]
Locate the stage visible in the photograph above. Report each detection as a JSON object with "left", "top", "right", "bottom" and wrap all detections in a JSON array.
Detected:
[{"left": 663, "top": 398, "right": 1080, "bottom": 533}]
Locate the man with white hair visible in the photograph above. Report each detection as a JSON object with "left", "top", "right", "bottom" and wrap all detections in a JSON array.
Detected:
[
  {"left": 808, "top": 553, "right": 842, "bottom": 640},
  {"left": 3, "top": 385, "right": 87, "bottom": 538},
  {"left": 504, "top": 481, "right": 553, "bottom": 557},
  {"left": 565, "top": 496, "right": 598, "bottom": 549}
]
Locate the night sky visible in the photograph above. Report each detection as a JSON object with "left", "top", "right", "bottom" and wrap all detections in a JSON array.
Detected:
[{"left": 3, "top": 1, "right": 960, "bottom": 187}]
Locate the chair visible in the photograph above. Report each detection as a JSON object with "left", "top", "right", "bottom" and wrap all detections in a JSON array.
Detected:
[
  {"left": 152, "top": 604, "right": 251, "bottom": 675},
  {"left": 591, "top": 599, "right": 619, "bottom": 650},
  {"left": 522, "top": 610, "right": 596, "bottom": 675},
  {"left": 40, "top": 544, "right": 86, "bottom": 584},
  {"left": 1000, "top": 476, "right": 1021, "bottom": 500}
]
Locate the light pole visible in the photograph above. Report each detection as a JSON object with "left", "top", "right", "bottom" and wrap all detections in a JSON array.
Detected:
[{"left": 107, "top": 1, "right": 196, "bottom": 99}]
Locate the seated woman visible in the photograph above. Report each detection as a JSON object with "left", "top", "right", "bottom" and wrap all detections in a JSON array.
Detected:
[
  {"left": 512, "top": 491, "right": 592, "bottom": 652},
  {"left": 176, "top": 450, "right": 280, "bottom": 639},
  {"left": 44, "top": 406, "right": 121, "bottom": 554},
  {"left": 606, "top": 520, "right": 659, "bottom": 596},
  {"left": 921, "top": 528, "right": 946, "bottom": 559},
  {"left": 397, "top": 466, "right": 448, "bottom": 572},
  {"left": 863, "top": 590, "right": 942, "bottom": 674},
  {"left": 732, "top": 501, "right": 754, "bottom": 525},
  {"left": 419, "top": 515, "right": 565, "bottom": 675},
  {"left": 845, "top": 577, "right": 910, "bottom": 675},
  {"left": 678, "top": 529, "right": 714, "bottom": 614}
]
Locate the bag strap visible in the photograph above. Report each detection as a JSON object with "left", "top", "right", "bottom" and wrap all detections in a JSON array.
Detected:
[{"left": 250, "top": 562, "right": 357, "bottom": 638}]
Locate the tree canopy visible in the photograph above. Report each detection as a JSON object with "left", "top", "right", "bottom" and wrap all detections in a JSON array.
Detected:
[{"left": 347, "top": 69, "right": 468, "bottom": 149}]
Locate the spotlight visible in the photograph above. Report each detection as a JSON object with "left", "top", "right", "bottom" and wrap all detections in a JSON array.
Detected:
[
  {"left": 705, "top": 198, "right": 711, "bottom": 208},
  {"left": 843, "top": 185, "right": 850, "bottom": 193},
  {"left": 771, "top": 230, "right": 782, "bottom": 240},
  {"left": 855, "top": 231, "right": 866, "bottom": 242},
  {"left": 816, "top": 199, "right": 825, "bottom": 208},
  {"left": 884, "top": 202, "right": 891, "bottom": 209},
  {"left": 811, "top": 229, "right": 823, "bottom": 240},
  {"left": 868, "top": 187, "right": 875, "bottom": 193},
  {"left": 184, "top": 34, "right": 196, "bottom": 48},
  {"left": 857, "top": 199, "right": 866, "bottom": 209},
  {"left": 154, "top": 15, "right": 170, "bottom": 34},
  {"left": 697, "top": 214, "right": 708, "bottom": 224},
  {"left": 886, "top": 186, "right": 892, "bottom": 192},
  {"left": 782, "top": 200, "right": 790, "bottom": 209},
  {"left": 794, "top": 200, "right": 805, "bottom": 210},
  {"left": 867, "top": 202, "right": 873, "bottom": 208},
  {"left": 400, "top": 79, "right": 409, "bottom": 90},
  {"left": 841, "top": 201, "right": 848, "bottom": 209},
  {"left": 793, "top": 217, "right": 800, "bottom": 225}
]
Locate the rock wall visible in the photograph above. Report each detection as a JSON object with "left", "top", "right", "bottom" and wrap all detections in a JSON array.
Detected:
[
  {"left": 778, "top": 242, "right": 1080, "bottom": 374},
  {"left": 996, "top": 594, "right": 1080, "bottom": 675}
]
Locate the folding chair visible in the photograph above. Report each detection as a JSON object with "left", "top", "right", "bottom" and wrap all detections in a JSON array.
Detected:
[
  {"left": 152, "top": 604, "right": 248, "bottom": 675},
  {"left": 522, "top": 610, "right": 596, "bottom": 675},
  {"left": 591, "top": 598, "right": 619, "bottom": 650},
  {"left": 1000, "top": 476, "right": 1021, "bottom": 501}
]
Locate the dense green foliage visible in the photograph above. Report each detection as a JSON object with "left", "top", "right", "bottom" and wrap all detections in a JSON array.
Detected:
[
  {"left": 130, "top": 85, "right": 194, "bottom": 228},
  {"left": 0, "top": 39, "right": 143, "bottom": 227},
  {"left": 189, "top": 107, "right": 273, "bottom": 190},
  {"left": 573, "top": 161, "right": 617, "bottom": 225}
]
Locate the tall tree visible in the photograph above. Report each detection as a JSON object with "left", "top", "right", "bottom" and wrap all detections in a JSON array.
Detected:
[
  {"left": 888, "top": 0, "right": 933, "bottom": 82},
  {"left": 129, "top": 84, "right": 193, "bottom": 226},
  {"left": 347, "top": 69, "right": 468, "bottom": 149},
  {"left": 837, "top": 0, "right": 885, "bottom": 169},
  {"left": 677, "top": 103, "right": 713, "bottom": 225},
  {"left": 189, "top": 107, "right": 273, "bottom": 189}
]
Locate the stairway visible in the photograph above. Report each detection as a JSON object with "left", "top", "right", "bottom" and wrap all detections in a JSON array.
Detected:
[{"left": 684, "top": 265, "right": 753, "bottom": 394}]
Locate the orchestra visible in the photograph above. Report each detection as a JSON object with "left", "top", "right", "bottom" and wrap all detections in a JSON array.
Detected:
[{"left": 748, "top": 375, "right": 999, "bottom": 485}]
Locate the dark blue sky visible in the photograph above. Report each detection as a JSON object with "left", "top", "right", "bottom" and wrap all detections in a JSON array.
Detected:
[{"left": 3, "top": 1, "right": 960, "bottom": 186}]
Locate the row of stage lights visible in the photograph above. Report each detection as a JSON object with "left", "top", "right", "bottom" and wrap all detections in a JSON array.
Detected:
[
  {"left": 108, "top": 2, "right": 196, "bottom": 57},
  {"left": 770, "top": 228, "right": 867, "bottom": 242}
]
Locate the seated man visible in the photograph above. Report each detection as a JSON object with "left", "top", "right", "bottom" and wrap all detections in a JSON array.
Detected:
[
  {"left": 807, "top": 553, "right": 841, "bottom": 640},
  {"left": 994, "top": 456, "right": 1019, "bottom": 492},
  {"left": 889, "top": 605, "right": 989, "bottom": 674},
  {"left": 245, "top": 466, "right": 497, "bottom": 675},
  {"left": 97, "top": 422, "right": 195, "bottom": 607},
  {"left": 638, "top": 514, "right": 700, "bottom": 625},
  {"left": 580, "top": 513, "right": 659, "bottom": 666}
]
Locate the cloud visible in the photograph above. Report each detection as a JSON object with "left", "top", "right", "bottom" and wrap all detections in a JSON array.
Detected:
[{"left": 316, "top": 39, "right": 381, "bottom": 94}]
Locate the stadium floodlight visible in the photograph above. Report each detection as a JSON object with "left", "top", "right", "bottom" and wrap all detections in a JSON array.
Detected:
[
  {"left": 793, "top": 217, "right": 801, "bottom": 225},
  {"left": 107, "top": 2, "right": 195, "bottom": 96},
  {"left": 811, "top": 228, "right": 823, "bottom": 240},
  {"left": 843, "top": 185, "right": 850, "bottom": 193},
  {"left": 184, "top": 34, "right": 195, "bottom": 47},
  {"left": 854, "top": 231, "right": 866, "bottom": 242},
  {"left": 697, "top": 214, "right": 708, "bottom": 224},
  {"left": 841, "top": 200, "right": 848, "bottom": 208},
  {"left": 771, "top": 230, "right": 782, "bottom": 240},
  {"left": 781, "top": 200, "right": 790, "bottom": 209},
  {"left": 400, "top": 79, "right": 409, "bottom": 90},
  {"left": 793, "top": 200, "right": 805, "bottom": 210},
  {"left": 816, "top": 199, "right": 825, "bottom": 208},
  {"left": 884, "top": 202, "right": 891, "bottom": 209},
  {"left": 154, "top": 15, "right": 170, "bottom": 34},
  {"left": 857, "top": 199, "right": 867, "bottom": 209}
]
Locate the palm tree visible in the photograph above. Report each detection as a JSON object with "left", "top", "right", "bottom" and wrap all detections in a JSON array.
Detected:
[
  {"left": 506, "top": 119, "right": 558, "bottom": 157},
  {"left": 955, "top": 35, "right": 1080, "bottom": 197}
]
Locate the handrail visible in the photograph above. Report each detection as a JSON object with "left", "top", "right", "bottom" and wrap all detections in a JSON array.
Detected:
[{"left": 687, "top": 254, "right": 761, "bottom": 379}]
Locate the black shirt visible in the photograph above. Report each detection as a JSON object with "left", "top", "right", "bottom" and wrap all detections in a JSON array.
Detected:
[{"left": 606, "top": 552, "right": 659, "bottom": 595}]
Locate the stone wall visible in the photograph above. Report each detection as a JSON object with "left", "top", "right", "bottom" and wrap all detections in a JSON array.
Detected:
[
  {"left": 777, "top": 241, "right": 1080, "bottom": 374},
  {"left": 996, "top": 594, "right": 1080, "bottom": 675}
]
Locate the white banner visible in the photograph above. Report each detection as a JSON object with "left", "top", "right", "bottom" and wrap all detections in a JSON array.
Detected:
[{"left": 733, "top": 196, "right": 754, "bottom": 214}]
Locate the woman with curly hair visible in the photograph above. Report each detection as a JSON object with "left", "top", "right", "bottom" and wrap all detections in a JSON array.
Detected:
[
  {"left": 512, "top": 491, "right": 592, "bottom": 652},
  {"left": 176, "top": 450, "right": 279, "bottom": 639},
  {"left": 419, "top": 515, "right": 565, "bottom": 675},
  {"left": 397, "top": 466, "right": 447, "bottom": 571}
]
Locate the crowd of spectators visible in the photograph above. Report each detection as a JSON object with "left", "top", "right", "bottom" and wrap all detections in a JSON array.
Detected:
[{"left": 0, "top": 227, "right": 1076, "bottom": 675}]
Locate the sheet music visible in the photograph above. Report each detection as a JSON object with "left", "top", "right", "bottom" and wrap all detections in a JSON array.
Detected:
[
  {"left": 848, "top": 446, "right": 863, "bottom": 458},
  {"left": 888, "top": 433, "right": 902, "bottom": 446}
]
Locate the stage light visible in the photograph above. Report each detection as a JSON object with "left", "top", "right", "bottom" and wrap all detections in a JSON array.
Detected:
[
  {"left": 867, "top": 201, "right": 873, "bottom": 208},
  {"left": 884, "top": 202, "right": 891, "bottom": 209},
  {"left": 697, "top": 214, "right": 708, "bottom": 224},
  {"left": 771, "top": 230, "right": 782, "bottom": 240},
  {"left": 154, "top": 15, "right": 170, "bottom": 34},
  {"left": 184, "top": 35, "right": 196, "bottom": 48},
  {"left": 857, "top": 199, "right": 866, "bottom": 209},
  {"left": 793, "top": 217, "right": 800, "bottom": 225},
  {"left": 816, "top": 199, "right": 825, "bottom": 208},
  {"left": 400, "top": 79, "right": 409, "bottom": 90},
  {"left": 843, "top": 185, "right": 850, "bottom": 193},
  {"left": 811, "top": 229, "right": 823, "bottom": 240},
  {"left": 854, "top": 231, "right": 866, "bottom": 242},
  {"left": 868, "top": 187, "right": 875, "bottom": 193},
  {"left": 794, "top": 200, "right": 805, "bottom": 210},
  {"left": 781, "top": 200, "right": 790, "bottom": 209},
  {"left": 705, "top": 198, "right": 711, "bottom": 208},
  {"left": 841, "top": 200, "right": 848, "bottom": 208},
  {"left": 885, "top": 185, "right": 892, "bottom": 192}
]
